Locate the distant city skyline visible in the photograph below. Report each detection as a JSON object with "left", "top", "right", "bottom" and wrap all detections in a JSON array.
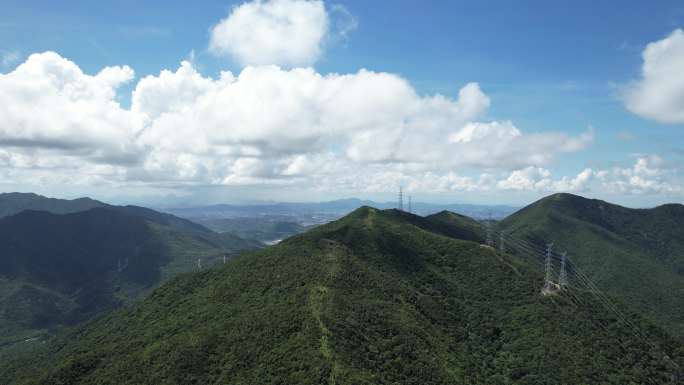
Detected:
[{"left": 1, "top": 0, "right": 683, "bottom": 207}]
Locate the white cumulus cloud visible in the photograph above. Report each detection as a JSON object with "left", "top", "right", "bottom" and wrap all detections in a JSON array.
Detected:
[
  {"left": 0, "top": 52, "right": 598, "bottom": 194},
  {"left": 623, "top": 29, "right": 684, "bottom": 124},
  {"left": 0, "top": 52, "right": 142, "bottom": 165},
  {"left": 131, "top": 61, "right": 592, "bottom": 184},
  {"left": 209, "top": 0, "right": 329, "bottom": 67},
  {"left": 496, "top": 167, "right": 594, "bottom": 193},
  {"left": 448, "top": 121, "right": 594, "bottom": 169},
  {"left": 597, "top": 155, "right": 681, "bottom": 194}
]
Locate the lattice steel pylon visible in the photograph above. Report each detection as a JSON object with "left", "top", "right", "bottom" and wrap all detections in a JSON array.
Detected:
[{"left": 543, "top": 243, "right": 554, "bottom": 292}]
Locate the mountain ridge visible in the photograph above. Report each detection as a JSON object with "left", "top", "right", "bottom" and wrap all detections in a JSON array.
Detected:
[
  {"left": 3, "top": 205, "right": 681, "bottom": 384},
  {"left": 0, "top": 192, "right": 106, "bottom": 218}
]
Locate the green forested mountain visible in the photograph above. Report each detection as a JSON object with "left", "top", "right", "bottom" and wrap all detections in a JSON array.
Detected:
[
  {"left": 498, "top": 193, "right": 684, "bottom": 340},
  {"left": 3, "top": 207, "right": 681, "bottom": 384},
  {"left": 0, "top": 205, "right": 261, "bottom": 356}
]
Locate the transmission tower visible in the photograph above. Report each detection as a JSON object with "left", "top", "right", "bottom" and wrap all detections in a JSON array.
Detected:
[
  {"left": 499, "top": 232, "right": 505, "bottom": 253},
  {"left": 408, "top": 196, "right": 412, "bottom": 213},
  {"left": 197, "top": 258, "right": 202, "bottom": 271},
  {"left": 398, "top": 186, "right": 404, "bottom": 211},
  {"left": 223, "top": 255, "right": 227, "bottom": 264},
  {"left": 543, "top": 243, "right": 554, "bottom": 292},
  {"left": 559, "top": 252, "right": 568, "bottom": 289}
]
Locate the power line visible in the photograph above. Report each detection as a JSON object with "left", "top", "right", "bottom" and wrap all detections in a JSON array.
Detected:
[
  {"left": 559, "top": 252, "right": 568, "bottom": 289},
  {"left": 494, "top": 228, "right": 679, "bottom": 371}
]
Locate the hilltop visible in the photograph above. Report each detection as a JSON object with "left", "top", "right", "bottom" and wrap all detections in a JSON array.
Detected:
[
  {"left": 3, "top": 206, "right": 681, "bottom": 384},
  {"left": 498, "top": 192, "right": 684, "bottom": 339},
  {"left": 424, "top": 210, "right": 486, "bottom": 242},
  {"left": 0, "top": 192, "right": 106, "bottom": 218}
]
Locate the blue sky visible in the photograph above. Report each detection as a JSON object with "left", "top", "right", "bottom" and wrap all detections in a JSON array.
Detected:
[{"left": 0, "top": 0, "right": 683, "bottom": 206}]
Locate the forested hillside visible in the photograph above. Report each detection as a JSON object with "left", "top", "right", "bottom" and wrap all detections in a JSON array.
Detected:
[
  {"left": 3, "top": 207, "right": 681, "bottom": 384},
  {"left": 498, "top": 193, "right": 684, "bottom": 340},
  {"left": 0, "top": 204, "right": 260, "bottom": 357}
]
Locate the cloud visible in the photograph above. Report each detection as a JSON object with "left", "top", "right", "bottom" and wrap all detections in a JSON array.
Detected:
[
  {"left": 490, "top": 155, "right": 682, "bottom": 196},
  {"left": 132, "top": 60, "right": 220, "bottom": 119},
  {"left": 302, "top": 164, "right": 598, "bottom": 196},
  {"left": 496, "top": 167, "right": 594, "bottom": 192},
  {"left": 597, "top": 155, "right": 681, "bottom": 194},
  {"left": 130, "top": 64, "right": 491, "bottom": 183},
  {"left": 497, "top": 167, "right": 552, "bottom": 191},
  {"left": 0, "top": 52, "right": 595, "bottom": 193},
  {"left": 448, "top": 121, "right": 594, "bottom": 169},
  {"left": 209, "top": 0, "right": 329, "bottom": 67},
  {"left": 0, "top": 52, "right": 141, "bottom": 166},
  {"left": 131, "top": 62, "right": 592, "bottom": 183},
  {"left": 623, "top": 29, "right": 684, "bottom": 124}
]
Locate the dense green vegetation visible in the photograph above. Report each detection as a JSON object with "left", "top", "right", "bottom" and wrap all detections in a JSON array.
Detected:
[
  {"left": 0, "top": 205, "right": 260, "bottom": 357},
  {"left": 3, "top": 207, "right": 681, "bottom": 384},
  {"left": 498, "top": 193, "right": 684, "bottom": 340}
]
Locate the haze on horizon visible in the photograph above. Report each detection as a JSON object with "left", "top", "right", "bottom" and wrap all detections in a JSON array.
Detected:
[{"left": 1, "top": 0, "right": 683, "bottom": 208}]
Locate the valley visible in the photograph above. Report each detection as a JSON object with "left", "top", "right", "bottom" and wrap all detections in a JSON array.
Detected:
[{"left": 0, "top": 194, "right": 261, "bottom": 357}]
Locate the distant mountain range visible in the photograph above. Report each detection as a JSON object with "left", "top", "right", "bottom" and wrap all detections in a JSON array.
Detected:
[
  {"left": 161, "top": 198, "right": 519, "bottom": 221},
  {"left": 0, "top": 192, "right": 106, "bottom": 218},
  {"left": 162, "top": 198, "right": 518, "bottom": 243},
  {"left": 2, "top": 203, "right": 681, "bottom": 384},
  {"left": 0, "top": 193, "right": 260, "bottom": 356}
]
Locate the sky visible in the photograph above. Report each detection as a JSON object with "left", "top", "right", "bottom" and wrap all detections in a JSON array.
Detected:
[{"left": 0, "top": 0, "right": 683, "bottom": 207}]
